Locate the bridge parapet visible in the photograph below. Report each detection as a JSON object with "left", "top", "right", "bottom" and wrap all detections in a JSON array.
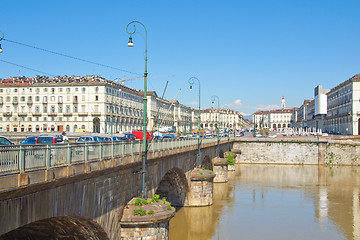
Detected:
[{"left": 0, "top": 138, "right": 234, "bottom": 192}]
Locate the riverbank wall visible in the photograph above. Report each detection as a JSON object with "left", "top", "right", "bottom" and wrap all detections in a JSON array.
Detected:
[{"left": 233, "top": 139, "right": 360, "bottom": 165}]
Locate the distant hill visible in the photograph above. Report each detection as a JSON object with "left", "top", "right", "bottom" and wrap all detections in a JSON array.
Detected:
[{"left": 244, "top": 115, "right": 253, "bottom": 120}]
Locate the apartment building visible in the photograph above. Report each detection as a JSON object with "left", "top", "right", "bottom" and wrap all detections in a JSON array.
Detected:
[
  {"left": 201, "top": 108, "right": 250, "bottom": 131},
  {"left": 144, "top": 92, "right": 198, "bottom": 133},
  {"left": 0, "top": 75, "right": 202, "bottom": 134},
  {"left": 0, "top": 75, "right": 143, "bottom": 133},
  {"left": 324, "top": 74, "right": 360, "bottom": 135},
  {"left": 253, "top": 97, "right": 295, "bottom": 131}
]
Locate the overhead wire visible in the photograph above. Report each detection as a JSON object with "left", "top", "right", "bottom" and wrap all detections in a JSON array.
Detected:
[
  {"left": 3, "top": 38, "right": 142, "bottom": 76},
  {"left": 0, "top": 59, "right": 56, "bottom": 77}
]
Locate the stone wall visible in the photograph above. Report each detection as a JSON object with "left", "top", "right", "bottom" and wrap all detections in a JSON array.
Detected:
[
  {"left": 325, "top": 141, "right": 360, "bottom": 165},
  {"left": 188, "top": 179, "right": 213, "bottom": 206},
  {"left": 233, "top": 139, "right": 360, "bottom": 166},
  {"left": 120, "top": 222, "right": 170, "bottom": 240}
]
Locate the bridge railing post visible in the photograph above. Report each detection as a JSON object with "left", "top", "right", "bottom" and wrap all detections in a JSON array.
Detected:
[
  {"left": 84, "top": 142, "right": 88, "bottom": 163},
  {"left": 111, "top": 141, "right": 114, "bottom": 159},
  {"left": 19, "top": 145, "right": 25, "bottom": 173},
  {"left": 98, "top": 142, "right": 102, "bottom": 161},
  {"left": 131, "top": 141, "right": 134, "bottom": 155},
  {"left": 45, "top": 145, "right": 51, "bottom": 169},
  {"left": 121, "top": 141, "right": 125, "bottom": 156},
  {"left": 66, "top": 143, "right": 72, "bottom": 165}
]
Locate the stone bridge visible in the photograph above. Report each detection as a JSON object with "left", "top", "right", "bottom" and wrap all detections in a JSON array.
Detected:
[{"left": 0, "top": 139, "right": 233, "bottom": 239}]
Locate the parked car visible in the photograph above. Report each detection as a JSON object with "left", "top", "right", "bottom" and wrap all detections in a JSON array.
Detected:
[
  {"left": 0, "top": 136, "right": 14, "bottom": 146},
  {"left": 162, "top": 134, "right": 176, "bottom": 139},
  {"left": 111, "top": 136, "right": 126, "bottom": 141},
  {"left": 124, "top": 133, "right": 136, "bottom": 141},
  {"left": 36, "top": 136, "right": 61, "bottom": 144},
  {"left": 19, "top": 136, "right": 38, "bottom": 145},
  {"left": 98, "top": 136, "right": 112, "bottom": 142},
  {"left": 76, "top": 136, "right": 99, "bottom": 143}
]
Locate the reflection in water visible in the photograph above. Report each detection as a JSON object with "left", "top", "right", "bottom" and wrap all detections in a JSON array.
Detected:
[{"left": 170, "top": 164, "right": 360, "bottom": 240}]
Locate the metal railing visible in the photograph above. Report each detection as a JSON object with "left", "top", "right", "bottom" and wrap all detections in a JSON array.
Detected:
[{"left": 0, "top": 137, "right": 233, "bottom": 175}]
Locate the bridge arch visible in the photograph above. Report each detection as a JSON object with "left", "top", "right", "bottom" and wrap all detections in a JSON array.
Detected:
[
  {"left": 0, "top": 216, "right": 109, "bottom": 240},
  {"left": 155, "top": 167, "right": 189, "bottom": 207}
]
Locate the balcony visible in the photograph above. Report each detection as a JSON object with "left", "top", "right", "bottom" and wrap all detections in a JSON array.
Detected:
[
  {"left": 48, "top": 112, "right": 57, "bottom": 116},
  {"left": 12, "top": 100, "right": 19, "bottom": 105},
  {"left": 63, "top": 112, "right": 73, "bottom": 116},
  {"left": 3, "top": 112, "right": 12, "bottom": 116},
  {"left": 27, "top": 99, "right": 33, "bottom": 105},
  {"left": 18, "top": 112, "right": 27, "bottom": 116},
  {"left": 91, "top": 112, "right": 101, "bottom": 116},
  {"left": 58, "top": 99, "right": 63, "bottom": 104},
  {"left": 78, "top": 112, "right": 88, "bottom": 116},
  {"left": 32, "top": 112, "right": 42, "bottom": 116}
]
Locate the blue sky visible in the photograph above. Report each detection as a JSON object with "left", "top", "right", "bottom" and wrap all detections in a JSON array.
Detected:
[{"left": 1, "top": 0, "right": 359, "bottom": 117}]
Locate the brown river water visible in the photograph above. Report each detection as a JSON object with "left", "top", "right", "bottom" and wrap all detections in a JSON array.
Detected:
[{"left": 170, "top": 164, "right": 360, "bottom": 240}]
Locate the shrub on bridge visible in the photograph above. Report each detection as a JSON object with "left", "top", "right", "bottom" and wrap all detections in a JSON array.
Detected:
[{"left": 225, "top": 151, "right": 235, "bottom": 165}]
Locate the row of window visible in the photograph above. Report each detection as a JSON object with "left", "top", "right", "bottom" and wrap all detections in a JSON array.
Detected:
[
  {"left": 0, "top": 95, "right": 101, "bottom": 103},
  {"left": 0, "top": 86, "right": 96, "bottom": 94}
]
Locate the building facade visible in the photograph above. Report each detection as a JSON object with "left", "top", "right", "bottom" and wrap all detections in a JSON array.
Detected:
[
  {"left": 0, "top": 75, "right": 201, "bottom": 134},
  {"left": 144, "top": 93, "right": 198, "bottom": 133},
  {"left": 0, "top": 75, "right": 143, "bottom": 134},
  {"left": 201, "top": 108, "right": 250, "bottom": 131},
  {"left": 253, "top": 97, "right": 295, "bottom": 131},
  {"left": 324, "top": 74, "right": 360, "bottom": 135}
]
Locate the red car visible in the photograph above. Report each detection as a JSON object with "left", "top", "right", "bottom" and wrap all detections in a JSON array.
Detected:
[
  {"left": 131, "top": 131, "right": 153, "bottom": 140},
  {"left": 36, "top": 136, "right": 62, "bottom": 144}
]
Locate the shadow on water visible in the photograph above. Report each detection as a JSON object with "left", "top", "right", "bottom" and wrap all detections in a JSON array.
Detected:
[{"left": 170, "top": 164, "right": 360, "bottom": 240}]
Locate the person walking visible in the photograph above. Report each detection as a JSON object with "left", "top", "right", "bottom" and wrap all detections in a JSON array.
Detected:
[{"left": 62, "top": 131, "right": 69, "bottom": 143}]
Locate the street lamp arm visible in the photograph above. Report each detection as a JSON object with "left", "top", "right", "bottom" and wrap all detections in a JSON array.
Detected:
[{"left": 126, "top": 21, "right": 148, "bottom": 73}]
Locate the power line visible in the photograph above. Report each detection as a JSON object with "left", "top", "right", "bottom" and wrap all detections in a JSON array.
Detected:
[
  {"left": 0, "top": 59, "right": 56, "bottom": 77},
  {"left": 3, "top": 38, "right": 142, "bottom": 76}
]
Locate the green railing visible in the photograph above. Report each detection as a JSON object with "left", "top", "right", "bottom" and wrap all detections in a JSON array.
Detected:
[{"left": 0, "top": 137, "right": 233, "bottom": 175}]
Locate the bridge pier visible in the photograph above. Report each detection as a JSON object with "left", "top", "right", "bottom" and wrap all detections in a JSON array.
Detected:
[
  {"left": 185, "top": 168, "right": 216, "bottom": 206},
  {"left": 212, "top": 157, "right": 228, "bottom": 183},
  {"left": 120, "top": 197, "right": 175, "bottom": 240}
]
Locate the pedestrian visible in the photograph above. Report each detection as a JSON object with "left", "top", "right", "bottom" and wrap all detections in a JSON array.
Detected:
[{"left": 62, "top": 131, "right": 69, "bottom": 143}]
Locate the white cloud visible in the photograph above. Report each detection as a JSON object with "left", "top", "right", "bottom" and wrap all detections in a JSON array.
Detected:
[
  {"left": 189, "top": 101, "right": 198, "bottom": 106},
  {"left": 223, "top": 99, "right": 243, "bottom": 109},
  {"left": 240, "top": 112, "right": 252, "bottom": 116},
  {"left": 256, "top": 104, "right": 280, "bottom": 110}
]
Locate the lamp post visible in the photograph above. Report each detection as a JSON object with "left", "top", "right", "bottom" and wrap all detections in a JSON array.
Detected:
[
  {"left": 0, "top": 30, "right": 4, "bottom": 53},
  {"left": 189, "top": 77, "right": 201, "bottom": 166},
  {"left": 211, "top": 95, "right": 220, "bottom": 157},
  {"left": 126, "top": 21, "right": 148, "bottom": 198}
]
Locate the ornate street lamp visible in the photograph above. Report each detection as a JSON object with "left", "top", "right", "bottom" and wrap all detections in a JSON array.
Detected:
[
  {"left": 189, "top": 77, "right": 201, "bottom": 166},
  {"left": 211, "top": 95, "right": 220, "bottom": 157},
  {"left": 0, "top": 30, "right": 4, "bottom": 53},
  {"left": 126, "top": 21, "right": 148, "bottom": 198}
]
